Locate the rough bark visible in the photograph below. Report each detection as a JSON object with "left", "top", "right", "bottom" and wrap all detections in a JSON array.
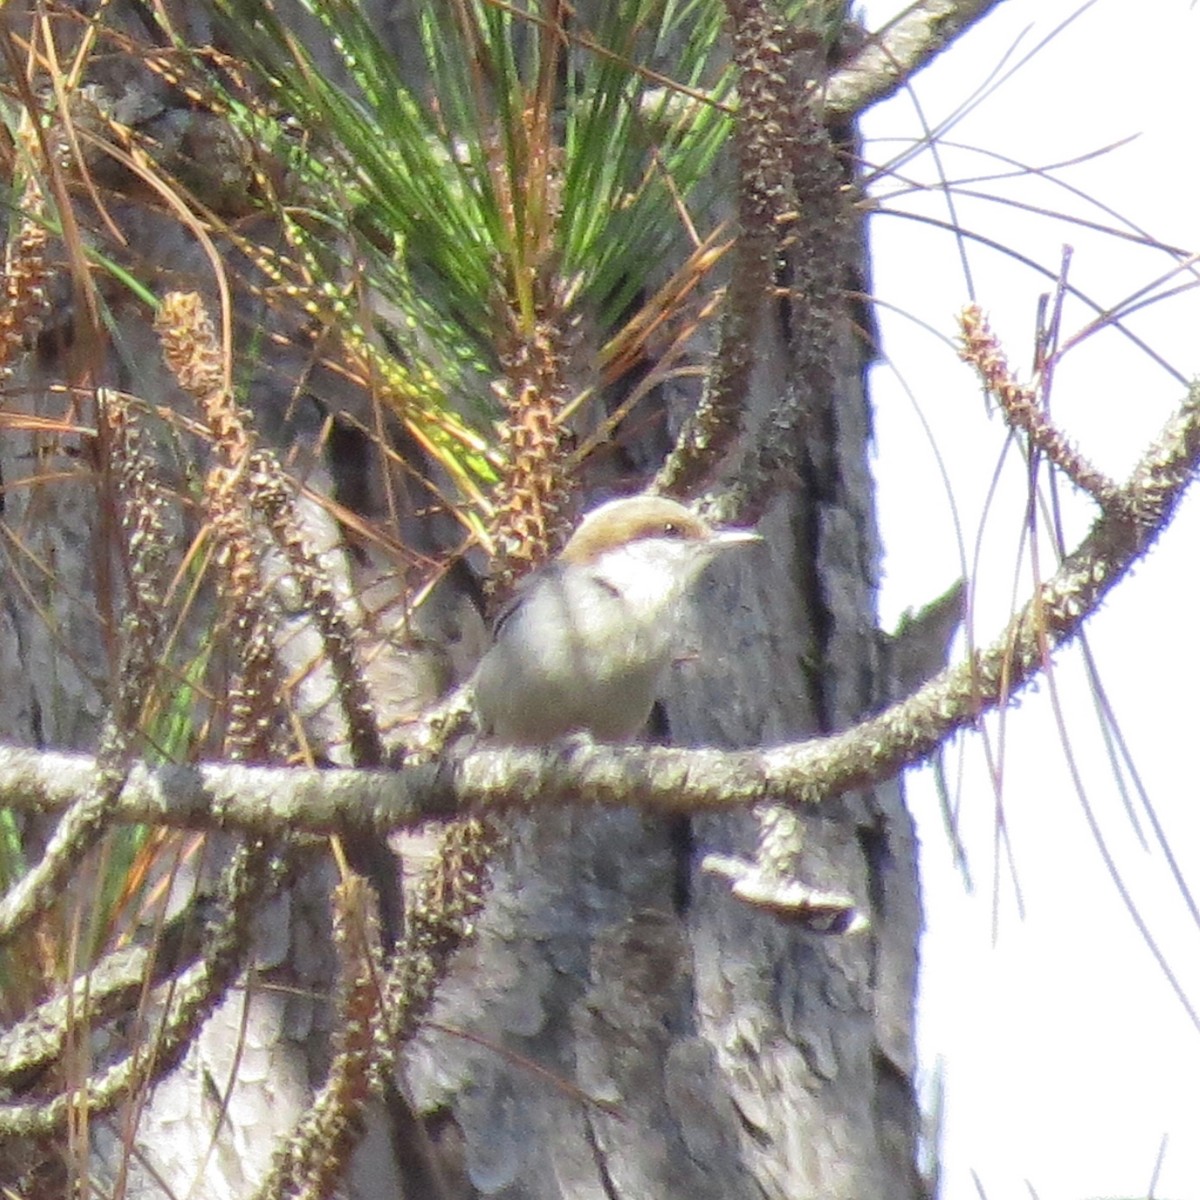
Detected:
[
  {"left": 0, "top": 2, "right": 925, "bottom": 1197},
  {"left": 398, "top": 9, "right": 923, "bottom": 1196}
]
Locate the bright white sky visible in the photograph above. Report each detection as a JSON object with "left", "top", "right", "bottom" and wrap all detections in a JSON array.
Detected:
[{"left": 861, "top": 1, "right": 1200, "bottom": 1197}]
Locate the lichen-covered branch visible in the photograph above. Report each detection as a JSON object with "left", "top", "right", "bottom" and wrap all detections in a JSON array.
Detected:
[
  {"left": 0, "top": 839, "right": 279, "bottom": 1140},
  {"left": 3, "top": 379, "right": 1195, "bottom": 831},
  {"left": 826, "top": 0, "right": 1006, "bottom": 117}
]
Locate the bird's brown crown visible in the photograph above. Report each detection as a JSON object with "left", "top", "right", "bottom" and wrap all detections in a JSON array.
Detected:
[{"left": 558, "top": 497, "right": 710, "bottom": 566}]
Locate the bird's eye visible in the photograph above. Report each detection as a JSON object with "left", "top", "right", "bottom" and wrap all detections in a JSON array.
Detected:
[{"left": 661, "top": 521, "right": 682, "bottom": 537}]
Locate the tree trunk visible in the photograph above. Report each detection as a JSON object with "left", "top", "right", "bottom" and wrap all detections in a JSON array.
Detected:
[
  {"left": 0, "top": 3, "right": 923, "bottom": 1197},
  {"left": 399, "top": 105, "right": 923, "bottom": 1200}
]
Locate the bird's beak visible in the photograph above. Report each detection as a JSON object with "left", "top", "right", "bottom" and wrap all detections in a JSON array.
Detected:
[{"left": 710, "top": 528, "right": 763, "bottom": 550}]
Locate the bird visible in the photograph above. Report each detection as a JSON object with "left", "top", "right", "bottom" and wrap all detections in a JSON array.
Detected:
[{"left": 472, "top": 495, "right": 760, "bottom": 744}]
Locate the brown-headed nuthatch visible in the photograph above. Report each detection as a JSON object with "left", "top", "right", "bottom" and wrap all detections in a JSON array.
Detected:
[{"left": 473, "top": 496, "right": 760, "bottom": 744}]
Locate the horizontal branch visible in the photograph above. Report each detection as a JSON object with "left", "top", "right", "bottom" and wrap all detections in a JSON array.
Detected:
[{"left": 1, "top": 385, "right": 1196, "bottom": 837}]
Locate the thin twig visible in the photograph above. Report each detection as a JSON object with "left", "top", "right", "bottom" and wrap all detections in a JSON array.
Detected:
[{"left": 959, "top": 304, "right": 1121, "bottom": 507}]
